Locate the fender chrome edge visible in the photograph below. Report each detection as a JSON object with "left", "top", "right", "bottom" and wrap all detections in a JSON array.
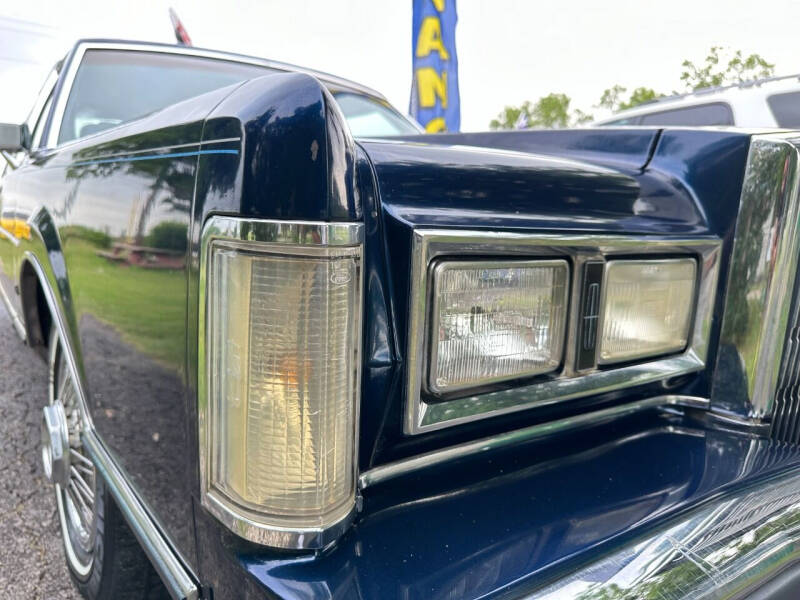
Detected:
[{"left": 83, "top": 431, "right": 199, "bottom": 600}]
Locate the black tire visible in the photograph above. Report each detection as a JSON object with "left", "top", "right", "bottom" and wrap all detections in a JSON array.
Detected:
[
  {"left": 48, "top": 328, "right": 169, "bottom": 600},
  {"left": 70, "top": 476, "right": 170, "bottom": 600}
]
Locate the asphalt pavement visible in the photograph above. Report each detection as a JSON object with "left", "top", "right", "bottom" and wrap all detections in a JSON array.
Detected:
[{"left": 0, "top": 308, "right": 81, "bottom": 599}]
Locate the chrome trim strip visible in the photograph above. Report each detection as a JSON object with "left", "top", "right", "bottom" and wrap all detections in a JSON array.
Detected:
[
  {"left": 205, "top": 492, "right": 357, "bottom": 551},
  {"left": 67, "top": 137, "right": 241, "bottom": 163},
  {"left": 712, "top": 133, "right": 800, "bottom": 420},
  {"left": 361, "top": 395, "right": 709, "bottom": 489},
  {"left": 83, "top": 431, "right": 198, "bottom": 600},
  {"left": 200, "top": 216, "right": 364, "bottom": 248},
  {"left": 46, "top": 41, "right": 390, "bottom": 150},
  {"left": 198, "top": 216, "right": 364, "bottom": 549},
  {"left": 405, "top": 230, "right": 721, "bottom": 434},
  {"left": 23, "top": 253, "right": 198, "bottom": 600},
  {"left": 529, "top": 464, "right": 800, "bottom": 600}
]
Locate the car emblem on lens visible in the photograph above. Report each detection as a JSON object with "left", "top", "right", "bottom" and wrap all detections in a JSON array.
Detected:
[{"left": 330, "top": 269, "right": 352, "bottom": 285}]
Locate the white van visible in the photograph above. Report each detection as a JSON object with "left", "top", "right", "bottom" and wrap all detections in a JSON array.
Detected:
[{"left": 593, "top": 74, "right": 800, "bottom": 128}]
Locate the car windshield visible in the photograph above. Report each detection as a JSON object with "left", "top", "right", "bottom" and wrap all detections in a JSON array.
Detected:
[
  {"left": 56, "top": 49, "right": 418, "bottom": 146},
  {"left": 58, "top": 50, "right": 267, "bottom": 144},
  {"left": 332, "top": 92, "right": 420, "bottom": 137}
]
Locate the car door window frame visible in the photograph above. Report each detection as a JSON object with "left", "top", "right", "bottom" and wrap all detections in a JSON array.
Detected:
[
  {"left": 30, "top": 91, "right": 55, "bottom": 150},
  {"left": 23, "top": 67, "right": 59, "bottom": 152}
]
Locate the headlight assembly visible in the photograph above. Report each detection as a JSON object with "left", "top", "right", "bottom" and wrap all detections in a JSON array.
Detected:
[
  {"left": 598, "top": 258, "right": 697, "bottom": 365},
  {"left": 405, "top": 230, "right": 719, "bottom": 435},
  {"left": 428, "top": 259, "right": 569, "bottom": 393}
]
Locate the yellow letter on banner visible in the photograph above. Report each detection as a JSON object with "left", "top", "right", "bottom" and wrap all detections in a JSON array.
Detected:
[
  {"left": 425, "top": 117, "right": 446, "bottom": 133},
  {"left": 416, "top": 68, "right": 448, "bottom": 108},
  {"left": 415, "top": 16, "right": 450, "bottom": 60},
  {"left": 431, "top": 0, "right": 445, "bottom": 11}
]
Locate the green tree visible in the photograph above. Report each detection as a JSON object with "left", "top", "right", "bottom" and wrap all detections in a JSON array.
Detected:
[
  {"left": 597, "top": 84, "right": 626, "bottom": 112},
  {"left": 680, "top": 46, "right": 774, "bottom": 90},
  {"left": 598, "top": 85, "right": 662, "bottom": 112},
  {"left": 145, "top": 221, "right": 188, "bottom": 252},
  {"left": 490, "top": 93, "right": 593, "bottom": 130},
  {"left": 623, "top": 87, "right": 660, "bottom": 109},
  {"left": 489, "top": 46, "right": 775, "bottom": 128}
]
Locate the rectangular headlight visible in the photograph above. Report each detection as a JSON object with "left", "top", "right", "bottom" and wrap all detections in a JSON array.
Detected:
[
  {"left": 206, "top": 239, "right": 361, "bottom": 535},
  {"left": 599, "top": 258, "right": 696, "bottom": 365},
  {"left": 429, "top": 259, "right": 569, "bottom": 393}
]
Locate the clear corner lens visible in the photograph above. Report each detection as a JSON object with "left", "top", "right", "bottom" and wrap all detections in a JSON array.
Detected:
[
  {"left": 599, "top": 258, "right": 696, "bottom": 365},
  {"left": 429, "top": 260, "right": 569, "bottom": 393},
  {"left": 207, "top": 241, "right": 361, "bottom": 529}
]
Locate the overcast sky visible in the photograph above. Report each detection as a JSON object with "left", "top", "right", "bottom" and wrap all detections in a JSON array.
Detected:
[{"left": 2, "top": 0, "right": 800, "bottom": 129}]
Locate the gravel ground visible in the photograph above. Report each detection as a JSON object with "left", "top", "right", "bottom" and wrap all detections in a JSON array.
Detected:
[{"left": 0, "top": 308, "right": 81, "bottom": 599}]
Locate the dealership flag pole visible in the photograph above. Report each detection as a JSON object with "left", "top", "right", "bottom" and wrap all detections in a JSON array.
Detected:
[
  {"left": 169, "top": 8, "right": 192, "bottom": 46},
  {"left": 410, "top": 0, "right": 460, "bottom": 133}
]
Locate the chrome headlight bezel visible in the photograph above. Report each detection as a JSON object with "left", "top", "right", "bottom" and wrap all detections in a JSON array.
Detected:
[{"left": 405, "top": 230, "right": 721, "bottom": 435}]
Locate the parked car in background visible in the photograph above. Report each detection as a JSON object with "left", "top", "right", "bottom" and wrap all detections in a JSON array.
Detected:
[
  {"left": 593, "top": 73, "right": 800, "bottom": 127},
  {"left": 5, "top": 38, "right": 800, "bottom": 600}
]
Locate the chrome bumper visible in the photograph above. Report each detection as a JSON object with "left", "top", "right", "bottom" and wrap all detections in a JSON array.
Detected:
[{"left": 531, "top": 466, "right": 800, "bottom": 599}]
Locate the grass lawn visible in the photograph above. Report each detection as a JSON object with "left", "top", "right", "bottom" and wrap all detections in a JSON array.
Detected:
[{"left": 66, "top": 238, "right": 185, "bottom": 369}]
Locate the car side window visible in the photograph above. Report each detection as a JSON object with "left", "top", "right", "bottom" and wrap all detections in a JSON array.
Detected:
[
  {"left": 333, "top": 92, "right": 421, "bottom": 136},
  {"left": 638, "top": 103, "right": 734, "bottom": 126},
  {"left": 57, "top": 49, "right": 269, "bottom": 145},
  {"left": 767, "top": 91, "right": 800, "bottom": 128}
]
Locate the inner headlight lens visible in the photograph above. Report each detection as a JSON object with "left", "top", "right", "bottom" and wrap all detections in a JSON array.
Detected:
[
  {"left": 599, "top": 258, "right": 696, "bottom": 365},
  {"left": 429, "top": 259, "right": 569, "bottom": 393}
]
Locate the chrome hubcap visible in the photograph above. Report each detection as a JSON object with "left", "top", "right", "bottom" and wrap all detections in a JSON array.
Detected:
[
  {"left": 41, "top": 402, "right": 70, "bottom": 487},
  {"left": 48, "top": 336, "right": 96, "bottom": 577}
]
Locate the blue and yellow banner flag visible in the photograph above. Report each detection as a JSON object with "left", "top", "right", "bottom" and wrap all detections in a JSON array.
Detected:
[{"left": 410, "top": 0, "right": 460, "bottom": 133}]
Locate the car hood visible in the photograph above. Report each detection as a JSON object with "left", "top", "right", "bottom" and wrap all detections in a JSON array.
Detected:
[{"left": 357, "top": 139, "right": 643, "bottom": 232}]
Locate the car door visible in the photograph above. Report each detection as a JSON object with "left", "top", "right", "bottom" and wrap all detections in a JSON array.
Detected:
[
  {"left": 0, "top": 69, "right": 57, "bottom": 335},
  {"left": 10, "top": 44, "right": 272, "bottom": 570}
]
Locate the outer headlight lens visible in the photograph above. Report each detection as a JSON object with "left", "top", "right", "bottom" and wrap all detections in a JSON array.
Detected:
[
  {"left": 429, "top": 259, "right": 569, "bottom": 393},
  {"left": 599, "top": 258, "right": 696, "bottom": 364},
  {"left": 206, "top": 240, "right": 361, "bottom": 532}
]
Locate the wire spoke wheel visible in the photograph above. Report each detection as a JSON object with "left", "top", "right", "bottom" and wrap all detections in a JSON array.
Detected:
[{"left": 49, "top": 335, "right": 96, "bottom": 578}]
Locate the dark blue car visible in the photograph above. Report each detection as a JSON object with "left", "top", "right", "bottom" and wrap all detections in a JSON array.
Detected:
[{"left": 1, "top": 39, "right": 800, "bottom": 600}]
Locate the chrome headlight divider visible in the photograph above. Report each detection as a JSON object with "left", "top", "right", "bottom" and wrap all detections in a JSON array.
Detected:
[{"left": 405, "top": 230, "right": 721, "bottom": 435}]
